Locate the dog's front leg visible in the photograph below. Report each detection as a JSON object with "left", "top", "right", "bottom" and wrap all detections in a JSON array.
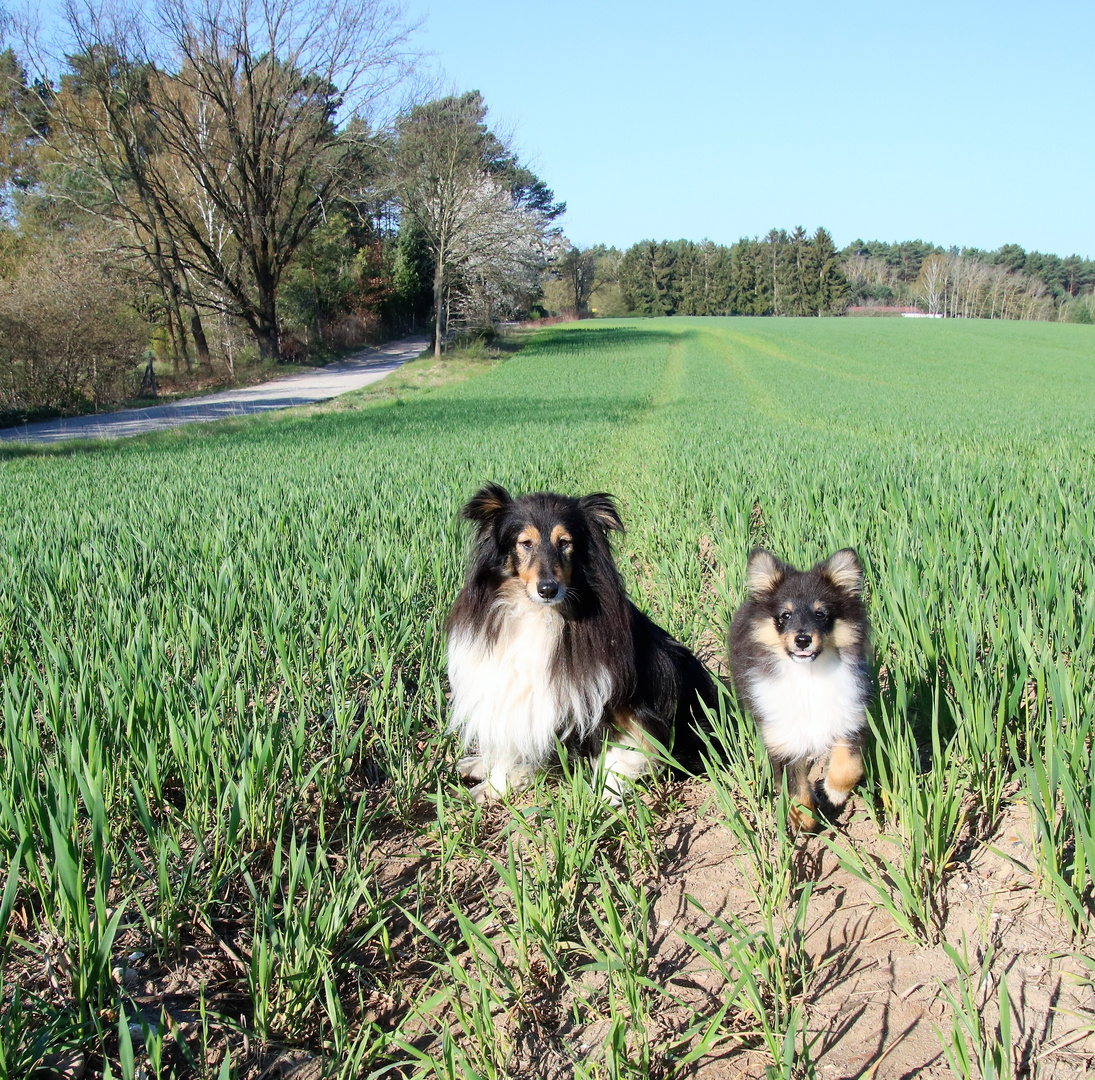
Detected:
[
  {"left": 823, "top": 741, "right": 864, "bottom": 808},
  {"left": 785, "top": 757, "right": 818, "bottom": 833},
  {"left": 601, "top": 720, "right": 655, "bottom": 806},
  {"left": 457, "top": 755, "right": 488, "bottom": 782}
]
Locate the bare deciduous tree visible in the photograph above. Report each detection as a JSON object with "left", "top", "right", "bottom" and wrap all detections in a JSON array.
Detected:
[
  {"left": 394, "top": 91, "right": 560, "bottom": 356},
  {"left": 446, "top": 176, "right": 549, "bottom": 332},
  {"left": 0, "top": 228, "right": 148, "bottom": 414},
  {"left": 554, "top": 244, "right": 597, "bottom": 315},
  {"left": 24, "top": 0, "right": 415, "bottom": 359},
  {"left": 916, "top": 252, "right": 949, "bottom": 315}
]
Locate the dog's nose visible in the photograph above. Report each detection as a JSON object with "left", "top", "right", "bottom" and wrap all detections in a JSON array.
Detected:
[
  {"left": 794, "top": 632, "right": 813, "bottom": 650},
  {"left": 537, "top": 579, "right": 559, "bottom": 600}
]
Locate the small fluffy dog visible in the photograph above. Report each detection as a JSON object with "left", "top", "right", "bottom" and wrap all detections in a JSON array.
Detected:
[
  {"left": 728, "top": 547, "right": 871, "bottom": 831},
  {"left": 447, "top": 484, "right": 718, "bottom": 803}
]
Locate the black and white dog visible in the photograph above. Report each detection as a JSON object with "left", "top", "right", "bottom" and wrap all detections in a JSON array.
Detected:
[{"left": 446, "top": 484, "right": 718, "bottom": 803}]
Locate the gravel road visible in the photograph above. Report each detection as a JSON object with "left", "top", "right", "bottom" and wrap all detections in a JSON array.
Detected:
[{"left": 0, "top": 335, "right": 430, "bottom": 445}]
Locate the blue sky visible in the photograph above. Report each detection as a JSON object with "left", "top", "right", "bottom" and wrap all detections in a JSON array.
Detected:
[{"left": 421, "top": 0, "right": 1094, "bottom": 256}]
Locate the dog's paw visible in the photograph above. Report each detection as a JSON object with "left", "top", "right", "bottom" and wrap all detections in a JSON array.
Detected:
[
  {"left": 457, "top": 755, "right": 488, "bottom": 782},
  {"left": 822, "top": 779, "right": 852, "bottom": 808},
  {"left": 788, "top": 802, "right": 820, "bottom": 834},
  {"left": 467, "top": 778, "right": 505, "bottom": 805},
  {"left": 601, "top": 782, "right": 626, "bottom": 808}
]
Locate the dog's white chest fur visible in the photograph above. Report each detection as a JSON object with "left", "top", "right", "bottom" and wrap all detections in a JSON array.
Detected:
[
  {"left": 447, "top": 599, "right": 611, "bottom": 770},
  {"left": 748, "top": 651, "right": 865, "bottom": 760}
]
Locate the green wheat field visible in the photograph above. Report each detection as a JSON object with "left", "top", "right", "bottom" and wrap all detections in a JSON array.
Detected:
[{"left": 1, "top": 318, "right": 1093, "bottom": 1080}]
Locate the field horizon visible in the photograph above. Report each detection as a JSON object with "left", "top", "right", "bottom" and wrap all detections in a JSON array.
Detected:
[{"left": 2, "top": 317, "right": 1093, "bottom": 1080}]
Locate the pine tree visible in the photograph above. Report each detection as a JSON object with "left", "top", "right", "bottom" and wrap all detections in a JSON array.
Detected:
[
  {"left": 731, "top": 238, "right": 771, "bottom": 315},
  {"left": 389, "top": 221, "right": 433, "bottom": 328},
  {"left": 619, "top": 240, "right": 677, "bottom": 315},
  {"left": 812, "top": 227, "right": 850, "bottom": 315},
  {"left": 769, "top": 228, "right": 798, "bottom": 315},
  {"left": 676, "top": 241, "right": 700, "bottom": 315}
]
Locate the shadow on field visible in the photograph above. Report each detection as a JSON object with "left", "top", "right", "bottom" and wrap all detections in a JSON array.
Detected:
[
  {"left": 531, "top": 323, "right": 681, "bottom": 352},
  {"left": 336, "top": 393, "right": 647, "bottom": 436},
  {"left": 0, "top": 391, "right": 648, "bottom": 460}
]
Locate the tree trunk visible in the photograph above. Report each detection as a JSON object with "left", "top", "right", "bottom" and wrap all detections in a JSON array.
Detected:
[
  {"left": 190, "top": 310, "right": 212, "bottom": 372},
  {"left": 163, "top": 270, "right": 192, "bottom": 373},
  {"left": 165, "top": 304, "right": 181, "bottom": 373},
  {"left": 257, "top": 323, "right": 281, "bottom": 361},
  {"left": 433, "top": 246, "right": 444, "bottom": 359},
  {"left": 177, "top": 307, "right": 192, "bottom": 373}
]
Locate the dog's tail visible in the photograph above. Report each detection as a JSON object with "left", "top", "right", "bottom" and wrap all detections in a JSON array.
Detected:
[
  {"left": 630, "top": 604, "right": 721, "bottom": 775},
  {"left": 668, "top": 645, "right": 721, "bottom": 773}
]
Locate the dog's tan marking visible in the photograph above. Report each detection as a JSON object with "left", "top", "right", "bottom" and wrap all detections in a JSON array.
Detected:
[
  {"left": 786, "top": 757, "right": 818, "bottom": 832},
  {"left": 601, "top": 709, "right": 657, "bottom": 804},
  {"left": 548, "top": 526, "right": 574, "bottom": 584},
  {"left": 828, "top": 618, "right": 860, "bottom": 651},
  {"left": 824, "top": 742, "right": 863, "bottom": 806},
  {"left": 514, "top": 527, "right": 542, "bottom": 587},
  {"left": 610, "top": 710, "right": 655, "bottom": 750},
  {"left": 751, "top": 616, "right": 784, "bottom": 651}
]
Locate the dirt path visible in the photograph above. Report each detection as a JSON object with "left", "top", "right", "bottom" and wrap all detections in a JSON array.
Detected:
[{"left": 0, "top": 335, "right": 430, "bottom": 445}]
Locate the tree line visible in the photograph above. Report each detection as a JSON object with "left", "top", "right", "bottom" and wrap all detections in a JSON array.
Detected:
[
  {"left": 614, "top": 228, "right": 849, "bottom": 317},
  {"left": 841, "top": 238, "right": 1095, "bottom": 320},
  {"left": 545, "top": 234, "right": 1095, "bottom": 324},
  {"left": 542, "top": 229, "right": 850, "bottom": 318}
]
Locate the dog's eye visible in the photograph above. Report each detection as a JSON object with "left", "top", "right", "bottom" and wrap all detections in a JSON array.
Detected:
[
  {"left": 815, "top": 609, "right": 831, "bottom": 626},
  {"left": 558, "top": 538, "right": 573, "bottom": 553},
  {"left": 776, "top": 611, "right": 791, "bottom": 629},
  {"left": 518, "top": 538, "right": 534, "bottom": 552}
]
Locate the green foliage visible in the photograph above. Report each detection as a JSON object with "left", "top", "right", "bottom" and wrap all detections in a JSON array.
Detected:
[
  {"left": 387, "top": 219, "right": 434, "bottom": 328},
  {"left": 617, "top": 230, "right": 852, "bottom": 316},
  {"left": 278, "top": 213, "right": 367, "bottom": 336},
  {"left": 1021, "top": 680, "right": 1095, "bottom": 932}
]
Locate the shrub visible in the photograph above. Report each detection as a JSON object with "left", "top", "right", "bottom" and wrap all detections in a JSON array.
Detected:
[{"left": 0, "top": 231, "right": 149, "bottom": 419}]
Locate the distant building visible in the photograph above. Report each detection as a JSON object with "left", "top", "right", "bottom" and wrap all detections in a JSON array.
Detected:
[{"left": 846, "top": 305, "right": 924, "bottom": 317}]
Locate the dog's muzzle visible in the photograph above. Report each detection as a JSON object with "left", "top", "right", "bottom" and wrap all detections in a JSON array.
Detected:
[
  {"left": 790, "top": 633, "right": 819, "bottom": 663},
  {"left": 534, "top": 579, "right": 566, "bottom": 604}
]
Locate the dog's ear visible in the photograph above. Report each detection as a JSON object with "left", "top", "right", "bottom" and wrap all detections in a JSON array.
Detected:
[
  {"left": 579, "top": 492, "right": 624, "bottom": 534},
  {"left": 820, "top": 548, "right": 863, "bottom": 595},
  {"left": 460, "top": 484, "right": 512, "bottom": 533},
  {"left": 745, "top": 548, "right": 783, "bottom": 598}
]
